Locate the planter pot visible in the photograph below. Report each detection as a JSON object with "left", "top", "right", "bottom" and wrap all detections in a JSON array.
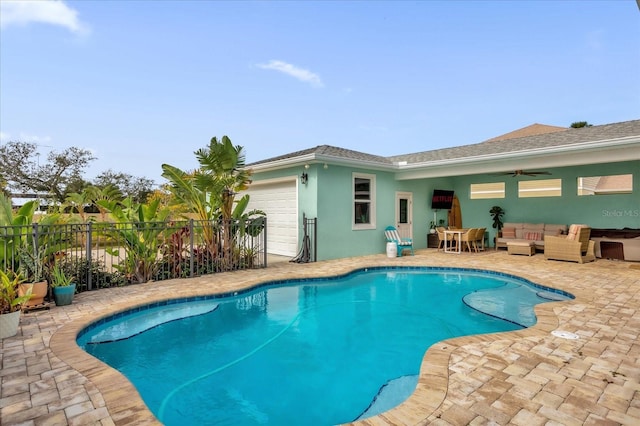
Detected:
[
  {"left": 53, "top": 284, "right": 76, "bottom": 306},
  {"left": 19, "top": 281, "right": 48, "bottom": 308},
  {"left": 0, "top": 310, "right": 21, "bottom": 339},
  {"left": 429, "top": 228, "right": 436, "bottom": 234}
]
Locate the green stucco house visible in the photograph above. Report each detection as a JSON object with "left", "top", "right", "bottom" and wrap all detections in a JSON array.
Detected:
[{"left": 244, "top": 119, "right": 640, "bottom": 261}]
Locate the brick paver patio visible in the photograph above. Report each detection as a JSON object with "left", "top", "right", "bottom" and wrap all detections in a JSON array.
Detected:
[{"left": 1, "top": 249, "right": 639, "bottom": 425}]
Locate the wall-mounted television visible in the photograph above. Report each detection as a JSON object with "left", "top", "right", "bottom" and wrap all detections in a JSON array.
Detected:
[{"left": 431, "top": 189, "right": 454, "bottom": 210}]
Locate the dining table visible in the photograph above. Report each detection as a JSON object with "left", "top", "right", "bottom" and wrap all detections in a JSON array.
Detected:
[{"left": 443, "top": 228, "right": 468, "bottom": 254}]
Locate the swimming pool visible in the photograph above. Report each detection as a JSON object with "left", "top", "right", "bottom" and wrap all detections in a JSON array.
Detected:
[{"left": 77, "top": 267, "right": 573, "bottom": 425}]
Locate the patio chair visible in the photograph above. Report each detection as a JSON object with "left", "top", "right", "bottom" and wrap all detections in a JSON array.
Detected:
[
  {"left": 544, "top": 224, "right": 596, "bottom": 263},
  {"left": 384, "top": 226, "right": 414, "bottom": 257},
  {"left": 474, "top": 228, "right": 486, "bottom": 252},
  {"left": 436, "top": 227, "right": 453, "bottom": 251},
  {"left": 459, "top": 228, "right": 478, "bottom": 253}
]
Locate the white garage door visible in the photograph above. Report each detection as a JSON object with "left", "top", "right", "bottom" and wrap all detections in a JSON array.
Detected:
[{"left": 244, "top": 177, "right": 298, "bottom": 257}]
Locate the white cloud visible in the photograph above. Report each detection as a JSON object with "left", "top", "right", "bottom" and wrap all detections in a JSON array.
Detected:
[
  {"left": 20, "top": 132, "right": 52, "bottom": 145},
  {"left": 257, "top": 60, "right": 323, "bottom": 88},
  {"left": 0, "top": 131, "right": 53, "bottom": 145},
  {"left": 0, "top": 0, "right": 90, "bottom": 35}
]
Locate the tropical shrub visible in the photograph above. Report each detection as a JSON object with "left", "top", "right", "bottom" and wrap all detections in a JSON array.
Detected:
[
  {"left": 162, "top": 136, "right": 257, "bottom": 264},
  {"left": 0, "top": 194, "right": 66, "bottom": 282},
  {"left": 96, "top": 197, "right": 171, "bottom": 283},
  {"left": 0, "top": 270, "right": 31, "bottom": 314},
  {"left": 59, "top": 257, "right": 127, "bottom": 291}
]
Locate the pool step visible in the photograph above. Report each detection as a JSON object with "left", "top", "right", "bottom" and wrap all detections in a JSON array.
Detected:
[
  {"left": 85, "top": 300, "right": 219, "bottom": 344},
  {"left": 356, "top": 374, "right": 418, "bottom": 420}
]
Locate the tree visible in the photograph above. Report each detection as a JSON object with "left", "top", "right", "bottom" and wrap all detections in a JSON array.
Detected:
[
  {"left": 0, "top": 178, "right": 10, "bottom": 198},
  {"left": 194, "top": 136, "right": 253, "bottom": 222},
  {"left": 62, "top": 176, "right": 92, "bottom": 199},
  {"left": 570, "top": 121, "right": 592, "bottom": 128},
  {"left": 161, "top": 136, "right": 255, "bottom": 260},
  {"left": 93, "top": 170, "right": 155, "bottom": 204},
  {"left": 0, "top": 141, "right": 95, "bottom": 204}
]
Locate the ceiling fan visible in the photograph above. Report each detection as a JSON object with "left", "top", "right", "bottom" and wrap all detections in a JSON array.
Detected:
[{"left": 494, "top": 170, "right": 552, "bottom": 177}]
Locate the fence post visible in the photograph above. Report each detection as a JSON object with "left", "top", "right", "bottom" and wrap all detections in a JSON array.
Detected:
[
  {"left": 189, "top": 219, "right": 195, "bottom": 278},
  {"left": 263, "top": 217, "right": 268, "bottom": 268},
  {"left": 31, "top": 222, "right": 39, "bottom": 254},
  {"left": 86, "top": 222, "right": 93, "bottom": 291},
  {"left": 313, "top": 218, "right": 317, "bottom": 262}
]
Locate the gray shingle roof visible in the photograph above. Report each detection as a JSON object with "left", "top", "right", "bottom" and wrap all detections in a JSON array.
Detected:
[
  {"left": 248, "top": 144, "right": 393, "bottom": 167},
  {"left": 248, "top": 119, "right": 640, "bottom": 168},
  {"left": 389, "top": 119, "right": 640, "bottom": 164}
]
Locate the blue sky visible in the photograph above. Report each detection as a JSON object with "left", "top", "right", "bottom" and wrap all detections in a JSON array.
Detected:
[{"left": 1, "top": 0, "right": 639, "bottom": 185}]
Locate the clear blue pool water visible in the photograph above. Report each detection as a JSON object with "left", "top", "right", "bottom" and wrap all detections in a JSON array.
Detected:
[{"left": 77, "top": 267, "right": 573, "bottom": 425}]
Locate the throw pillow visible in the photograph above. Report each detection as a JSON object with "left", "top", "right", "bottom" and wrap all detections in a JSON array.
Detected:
[
  {"left": 502, "top": 227, "right": 516, "bottom": 238},
  {"left": 566, "top": 224, "right": 584, "bottom": 241},
  {"left": 524, "top": 232, "right": 541, "bottom": 241}
]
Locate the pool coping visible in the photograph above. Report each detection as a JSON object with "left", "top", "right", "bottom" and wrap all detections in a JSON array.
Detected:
[{"left": 41, "top": 251, "right": 638, "bottom": 425}]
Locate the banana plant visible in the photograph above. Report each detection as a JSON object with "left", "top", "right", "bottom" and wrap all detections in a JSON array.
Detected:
[
  {"left": 96, "top": 197, "right": 171, "bottom": 283},
  {"left": 0, "top": 194, "right": 63, "bottom": 281},
  {"left": 162, "top": 136, "right": 256, "bottom": 269},
  {"left": 231, "top": 195, "right": 266, "bottom": 239},
  {"left": 0, "top": 195, "right": 37, "bottom": 274},
  {"left": 161, "top": 163, "right": 222, "bottom": 258},
  {"left": 195, "top": 137, "right": 252, "bottom": 264}
]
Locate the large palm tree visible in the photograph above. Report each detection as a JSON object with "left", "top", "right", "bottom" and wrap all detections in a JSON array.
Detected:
[
  {"left": 194, "top": 136, "right": 252, "bottom": 221},
  {"left": 162, "top": 136, "right": 253, "bottom": 262}
]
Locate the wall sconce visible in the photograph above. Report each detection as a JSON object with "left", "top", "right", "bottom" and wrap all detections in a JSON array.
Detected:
[
  {"left": 301, "top": 172, "right": 308, "bottom": 185},
  {"left": 323, "top": 163, "right": 329, "bottom": 169}
]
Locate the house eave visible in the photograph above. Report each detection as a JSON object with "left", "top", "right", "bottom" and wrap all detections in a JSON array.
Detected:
[{"left": 248, "top": 135, "right": 640, "bottom": 178}]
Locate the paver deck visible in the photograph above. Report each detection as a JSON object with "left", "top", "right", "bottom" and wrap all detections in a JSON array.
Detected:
[{"left": 1, "top": 249, "right": 639, "bottom": 425}]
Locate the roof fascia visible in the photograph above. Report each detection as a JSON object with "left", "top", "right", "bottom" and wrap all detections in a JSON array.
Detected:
[
  {"left": 248, "top": 153, "right": 318, "bottom": 172},
  {"left": 248, "top": 135, "right": 640, "bottom": 177}
]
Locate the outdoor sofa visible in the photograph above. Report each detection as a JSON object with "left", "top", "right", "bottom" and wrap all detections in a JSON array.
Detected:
[{"left": 495, "top": 222, "right": 567, "bottom": 251}]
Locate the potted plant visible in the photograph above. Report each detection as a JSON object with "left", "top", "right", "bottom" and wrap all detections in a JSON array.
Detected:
[
  {"left": 429, "top": 221, "right": 436, "bottom": 234},
  {"left": 0, "top": 270, "right": 32, "bottom": 339},
  {"left": 49, "top": 264, "right": 76, "bottom": 306},
  {"left": 489, "top": 206, "right": 505, "bottom": 248},
  {"left": 489, "top": 206, "right": 505, "bottom": 233},
  {"left": 17, "top": 245, "right": 49, "bottom": 309}
]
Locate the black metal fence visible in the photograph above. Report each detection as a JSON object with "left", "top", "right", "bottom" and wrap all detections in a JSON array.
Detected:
[{"left": 0, "top": 218, "right": 267, "bottom": 293}]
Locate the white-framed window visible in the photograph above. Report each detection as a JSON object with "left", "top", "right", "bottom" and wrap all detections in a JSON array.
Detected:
[
  {"left": 470, "top": 182, "right": 505, "bottom": 199},
  {"left": 353, "top": 173, "right": 376, "bottom": 230},
  {"left": 578, "top": 174, "right": 633, "bottom": 195},
  {"left": 518, "top": 179, "right": 562, "bottom": 198}
]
